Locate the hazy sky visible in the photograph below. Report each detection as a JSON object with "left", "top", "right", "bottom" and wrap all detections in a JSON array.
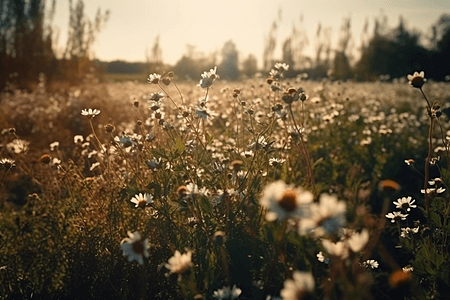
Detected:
[{"left": 53, "top": 0, "right": 450, "bottom": 66}]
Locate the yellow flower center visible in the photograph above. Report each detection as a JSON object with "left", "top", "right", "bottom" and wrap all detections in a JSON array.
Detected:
[
  {"left": 389, "top": 270, "right": 412, "bottom": 287},
  {"left": 410, "top": 76, "right": 425, "bottom": 88},
  {"left": 278, "top": 189, "right": 297, "bottom": 212},
  {"left": 132, "top": 240, "right": 144, "bottom": 254},
  {"left": 138, "top": 200, "right": 147, "bottom": 209}
]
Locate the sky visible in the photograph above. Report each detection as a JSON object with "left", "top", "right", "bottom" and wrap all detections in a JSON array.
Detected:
[{"left": 52, "top": 0, "right": 450, "bottom": 67}]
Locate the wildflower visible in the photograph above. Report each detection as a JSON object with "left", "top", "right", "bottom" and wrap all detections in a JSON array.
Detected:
[
  {"left": 269, "top": 158, "right": 286, "bottom": 167},
  {"left": 161, "top": 73, "right": 173, "bottom": 85},
  {"left": 322, "top": 239, "right": 349, "bottom": 259},
  {"left": 213, "top": 231, "right": 227, "bottom": 245},
  {"left": 282, "top": 88, "right": 295, "bottom": 104},
  {"left": 404, "top": 159, "right": 414, "bottom": 166},
  {"left": 386, "top": 211, "right": 408, "bottom": 223},
  {"left": 1, "top": 128, "right": 15, "bottom": 135},
  {"left": 198, "top": 66, "right": 219, "bottom": 89},
  {"left": 316, "top": 251, "right": 329, "bottom": 264},
  {"left": 6, "top": 139, "right": 29, "bottom": 154},
  {"left": 148, "top": 92, "right": 165, "bottom": 101},
  {"left": 393, "top": 196, "right": 417, "bottom": 211},
  {"left": 407, "top": 71, "right": 426, "bottom": 88},
  {"left": 230, "top": 160, "right": 244, "bottom": 172},
  {"left": 241, "top": 150, "right": 253, "bottom": 158},
  {"left": 361, "top": 260, "right": 379, "bottom": 269},
  {"left": 299, "top": 194, "right": 346, "bottom": 237},
  {"left": 347, "top": 229, "right": 369, "bottom": 253},
  {"left": 74, "top": 135, "right": 84, "bottom": 144},
  {"left": 120, "top": 231, "right": 149, "bottom": 265},
  {"left": 213, "top": 285, "right": 242, "bottom": 300},
  {"left": 165, "top": 250, "right": 192, "bottom": 274},
  {"left": 389, "top": 269, "right": 412, "bottom": 287},
  {"left": 116, "top": 134, "right": 135, "bottom": 147},
  {"left": 280, "top": 271, "right": 314, "bottom": 300},
  {"left": 49, "top": 141, "right": 59, "bottom": 151},
  {"left": 429, "top": 156, "right": 440, "bottom": 165},
  {"left": 104, "top": 124, "right": 115, "bottom": 133},
  {"left": 378, "top": 179, "right": 400, "bottom": 195},
  {"left": 40, "top": 154, "right": 51, "bottom": 164},
  {"left": 400, "top": 226, "right": 419, "bottom": 238},
  {"left": 248, "top": 136, "right": 268, "bottom": 150},
  {"left": 89, "top": 162, "right": 100, "bottom": 171},
  {"left": 402, "top": 266, "right": 414, "bottom": 273},
  {"left": 51, "top": 158, "right": 61, "bottom": 167},
  {"left": 81, "top": 108, "right": 100, "bottom": 119},
  {"left": 130, "top": 193, "right": 154, "bottom": 208},
  {"left": 146, "top": 158, "right": 162, "bottom": 170},
  {"left": 421, "top": 183, "right": 446, "bottom": 194},
  {"left": 259, "top": 180, "right": 313, "bottom": 222},
  {"left": 148, "top": 73, "right": 161, "bottom": 84},
  {"left": 195, "top": 106, "right": 211, "bottom": 120},
  {"left": 274, "top": 62, "right": 289, "bottom": 71},
  {"left": 0, "top": 158, "right": 15, "bottom": 170}
]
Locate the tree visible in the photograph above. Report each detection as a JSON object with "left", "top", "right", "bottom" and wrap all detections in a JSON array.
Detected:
[
  {"left": 219, "top": 40, "right": 239, "bottom": 81},
  {"left": 173, "top": 44, "right": 217, "bottom": 80},
  {"left": 145, "top": 35, "right": 163, "bottom": 74},
  {"left": 0, "top": 0, "right": 56, "bottom": 89},
  {"left": 63, "top": 0, "right": 109, "bottom": 81},
  {"left": 332, "top": 17, "right": 353, "bottom": 80},
  {"left": 429, "top": 14, "right": 450, "bottom": 80},
  {"left": 241, "top": 54, "right": 258, "bottom": 77},
  {"left": 312, "top": 22, "right": 332, "bottom": 78},
  {"left": 354, "top": 14, "right": 429, "bottom": 81},
  {"left": 263, "top": 21, "right": 277, "bottom": 71}
]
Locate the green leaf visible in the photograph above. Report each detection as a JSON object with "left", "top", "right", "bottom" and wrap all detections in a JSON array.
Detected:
[
  {"left": 280, "top": 162, "right": 288, "bottom": 182},
  {"left": 440, "top": 168, "right": 450, "bottom": 190},
  {"left": 174, "top": 136, "right": 185, "bottom": 154},
  {"left": 429, "top": 211, "right": 442, "bottom": 227}
]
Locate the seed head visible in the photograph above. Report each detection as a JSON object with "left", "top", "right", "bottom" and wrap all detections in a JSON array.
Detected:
[
  {"left": 407, "top": 71, "right": 426, "bottom": 89},
  {"left": 40, "top": 154, "right": 51, "bottom": 164},
  {"left": 105, "top": 124, "right": 115, "bottom": 133}
]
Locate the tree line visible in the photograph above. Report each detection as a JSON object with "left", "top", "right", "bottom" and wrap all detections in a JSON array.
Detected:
[
  {"left": 1, "top": 2, "right": 449, "bottom": 89},
  {"left": 103, "top": 12, "right": 450, "bottom": 83},
  {"left": 0, "top": 0, "right": 108, "bottom": 90}
]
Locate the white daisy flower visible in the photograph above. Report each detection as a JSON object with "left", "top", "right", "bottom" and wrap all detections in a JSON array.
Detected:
[
  {"left": 130, "top": 193, "right": 154, "bottom": 208},
  {"left": 346, "top": 229, "right": 370, "bottom": 253},
  {"left": 393, "top": 196, "right": 417, "bottom": 211},
  {"left": 322, "top": 239, "right": 349, "bottom": 259},
  {"left": 120, "top": 231, "right": 149, "bottom": 265},
  {"left": 280, "top": 271, "right": 314, "bottom": 300},
  {"left": 299, "top": 194, "right": 346, "bottom": 237},
  {"left": 362, "top": 260, "right": 379, "bottom": 269},
  {"left": 198, "top": 66, "right": 219, "bottom": 89},
  {"left": 81, "top": 108, "right": 100, "bottom": 119},
  {"left": 165, "top": 250, "right": 192, "bottom": 274},
  {"left": 147, "top": 73, "right": 161, "bottom": 84},
  {"left": 259, "top": 180, "right": 313, "bottom": 222},
  {"left": 386, "top": 211, "right": 408, "bottom": 223},
  {"left": 212, "top": 285, "right": 242, "bottom": 300}
]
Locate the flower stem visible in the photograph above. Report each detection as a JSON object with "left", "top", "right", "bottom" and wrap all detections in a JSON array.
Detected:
[
  {"left": 288, "top": 104, "right": 316, "bottom": 192},
  {"left": 424, "top": 116, "right": 434, "bottom": 219},
  {"left": 420, "top": 87, "right": 432, "bottom": 111}
]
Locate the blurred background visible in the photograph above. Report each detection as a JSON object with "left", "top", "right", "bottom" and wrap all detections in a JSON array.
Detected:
[{"left": 1, "top": 0, "right": 450, "bottom": 90}]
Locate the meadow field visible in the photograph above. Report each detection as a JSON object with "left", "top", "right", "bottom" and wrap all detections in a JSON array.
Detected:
[{"left": 1, "top": 66, "right": 450, "bottom": 299}]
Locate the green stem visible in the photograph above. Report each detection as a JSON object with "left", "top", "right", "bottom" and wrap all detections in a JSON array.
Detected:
[
  {"left": 424, "top": 117, "right": 434, "bottom": 219},
  {"left": 288, "top": 105, "right": 316, "bottom": 193}
]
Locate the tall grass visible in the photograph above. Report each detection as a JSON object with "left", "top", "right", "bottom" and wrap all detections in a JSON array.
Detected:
[{"left": 1, "top": 67, "right": 450, "bottom": 299}]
